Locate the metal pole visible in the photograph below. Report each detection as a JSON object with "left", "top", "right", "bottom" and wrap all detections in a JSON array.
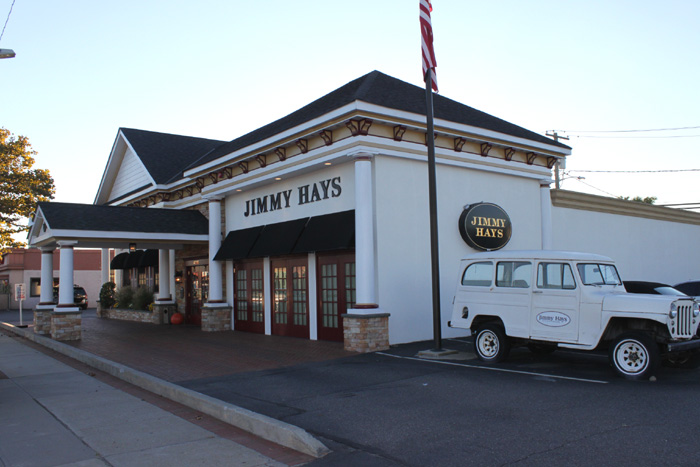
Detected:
[{"left": 425, "top": 70, "right": 442, "bottom": 351}]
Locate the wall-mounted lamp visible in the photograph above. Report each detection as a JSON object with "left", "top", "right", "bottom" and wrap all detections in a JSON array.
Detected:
[
  {"left": 129, "top": 243, "right": 137, "bottom": 252},
  {"left": 175, "top": 271, "right": 183, "bottom": 283}
]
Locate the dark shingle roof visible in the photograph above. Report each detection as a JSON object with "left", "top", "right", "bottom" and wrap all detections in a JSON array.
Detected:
[
  {"left": 186, "top": 70, "right": 569, "bottom": 171},
  {"left": 120, "top": 128, "right": 225, "bottom": 184},
  {"left": 38, "top": 202, "right": 208, "bottom": 235}
]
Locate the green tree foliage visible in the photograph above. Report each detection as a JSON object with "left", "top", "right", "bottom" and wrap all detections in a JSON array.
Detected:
[
  {"left": 619, "top": 195, "right": 657, "bottom": 205},
  {"left": 0, "top": 128, "right": 55, "bottom": 251}
]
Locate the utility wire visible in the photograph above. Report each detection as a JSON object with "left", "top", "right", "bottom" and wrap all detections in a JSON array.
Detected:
[
  {"left": 0, "top": 0, "right": 16, "bottom": 44},
  {"left": 568, "top": 168, "right": 700, "bottom": 174},
  {"left": 556, "top": 125, "right": 700, "bottom": 133}
]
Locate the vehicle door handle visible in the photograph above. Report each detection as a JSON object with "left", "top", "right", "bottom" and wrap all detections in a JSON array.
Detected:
[{"left": 532, "top": 290, "right": 543, "bottom": 294}]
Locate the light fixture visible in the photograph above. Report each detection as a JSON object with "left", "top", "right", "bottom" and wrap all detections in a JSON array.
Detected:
[
  {"left": 0, "top": 49, "right": 15, "bottom": 59},
  {"left": 275, "top": 177, "right": 282, "bottom": 181},
  {"left": 324, "top": 162, "right": 332, "bottom": 166},
  {"left": 129, "top": 243, "right": 137, "bottom": 252}
]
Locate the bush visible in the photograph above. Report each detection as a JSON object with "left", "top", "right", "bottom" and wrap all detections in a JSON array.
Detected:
[
  {"left": 132, "top": 287, "right": 154, "bottom": 311},
  {"left": 114, "top": 286, "right": 134, "bottom": 310},
  {"left": 99, "top": 282, "right": 116, "bottom": 309}
]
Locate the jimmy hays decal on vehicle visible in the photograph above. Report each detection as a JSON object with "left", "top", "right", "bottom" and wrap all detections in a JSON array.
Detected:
[{"left": 536, "top": 311, "right": 571, "bottom": 327}]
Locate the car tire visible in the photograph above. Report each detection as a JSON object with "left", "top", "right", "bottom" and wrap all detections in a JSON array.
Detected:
[
  {"left": 474, "top": 323, "right": 510, "bottom": 363},
  {"left": 609, "top": 332, "right": 659, "bottom": 381}
]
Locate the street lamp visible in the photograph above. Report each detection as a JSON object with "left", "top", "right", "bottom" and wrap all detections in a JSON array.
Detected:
[{"left": 0, "top": 48, "right": 15, "bottom": 59}]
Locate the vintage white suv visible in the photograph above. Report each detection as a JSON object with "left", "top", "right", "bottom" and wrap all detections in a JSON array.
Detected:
[{"left": 448, "top": 250, "right": 700, "bottom": 380}]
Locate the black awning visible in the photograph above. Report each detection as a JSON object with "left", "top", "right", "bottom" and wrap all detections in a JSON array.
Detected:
[
  {"left": 125, "top": 250, "right": 145, "bottom": 268},
  {"left": 138, "top": 249, "right": 159, "bottom": 268},
  {"left": 214, "top": 225, "right": 264, "bottom": 261},
  {"left": 110, "top": 252, "right": 130, "bottom": 269},
  {"left": 293, "top": 210, "right": 355, "bottom": 254},
  {"left": 248, "top": 217, "right": 309, "bottom": 258}
]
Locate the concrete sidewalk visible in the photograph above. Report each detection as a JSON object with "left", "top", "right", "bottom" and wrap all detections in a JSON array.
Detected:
[{"left": 0, "top": 331, "right": 288, "bottom": 467}]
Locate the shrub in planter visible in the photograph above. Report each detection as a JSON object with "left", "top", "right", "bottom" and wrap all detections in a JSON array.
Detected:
[
  {"left": 114, "top": 286, "right": 135, "bottom": 310},
  {"left": 132, "top": 287, "right": 154, "bottom": 311},
  {"left": 99, "top": 282, "right": 116, "bottom": 309}
]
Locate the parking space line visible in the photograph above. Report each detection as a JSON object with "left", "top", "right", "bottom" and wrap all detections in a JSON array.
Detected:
[{"left": 376, "top": 352, "right": 609, "bottom": 384}]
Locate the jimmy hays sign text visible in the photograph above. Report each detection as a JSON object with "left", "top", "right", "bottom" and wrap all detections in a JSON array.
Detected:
[
  {"left": 458, "top": 202, "right": 512, "bottom": 251},
  {"left": 243, "top": 177, "right": 342, "bottom": 217}
]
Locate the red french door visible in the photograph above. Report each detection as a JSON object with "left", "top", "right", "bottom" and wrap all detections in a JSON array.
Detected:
[
  {"left": 271, "top": 257, "right": 309, "bottom": 338},
  {"left": 317, "top": 253, "right": 356, "bottom": 342},
  {"left": 185, "top": 264, "right": 208, "bottom": 325},
  {"left": 234, "top": 260, "right": 265, "bottom": 333}
]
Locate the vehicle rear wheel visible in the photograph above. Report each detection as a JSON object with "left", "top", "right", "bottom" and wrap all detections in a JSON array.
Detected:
[
  {"left": 609, "top": 332, "right": 659, "bottom": 381},
  {"left": 474, "top": 323, "right": 510, "bottom": 363}
]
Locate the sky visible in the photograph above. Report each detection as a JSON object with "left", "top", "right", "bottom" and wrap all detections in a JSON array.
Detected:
[{"left": 1, "top": 0, "right": 699, "bottom": 211}]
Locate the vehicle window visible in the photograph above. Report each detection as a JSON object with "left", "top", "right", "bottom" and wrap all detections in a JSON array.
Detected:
[
  {"left": 577, "top": 263, "right": 622, "bottom": 285},
  {"left": 496, "top": 262, "right": 531, "bottom": 288},
  {"left": 461, "top": 262, "right": 493, "bottom": 287},
  {"left": 537, "top": 263, "right": 576, "bottom": 289}
]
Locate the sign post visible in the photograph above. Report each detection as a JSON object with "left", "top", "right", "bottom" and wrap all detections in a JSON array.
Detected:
[{"left": 14, "top": 283, "right": 27, "bottom": 328}]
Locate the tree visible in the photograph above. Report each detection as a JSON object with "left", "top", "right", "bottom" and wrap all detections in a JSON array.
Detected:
[
  {"left": 0, "top": 128, "right": 55, "bottom": 252},
  {"left": 619, "top": 195, "right": 657, "bottom": 205}
]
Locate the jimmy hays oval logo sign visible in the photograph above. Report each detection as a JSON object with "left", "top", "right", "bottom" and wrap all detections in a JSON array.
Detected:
[
  {"left": 458, "top": 202, "right": 512, "bottom": 251},
  {"left": 536, "top": 311, "right": 571, "bottom": 327}
]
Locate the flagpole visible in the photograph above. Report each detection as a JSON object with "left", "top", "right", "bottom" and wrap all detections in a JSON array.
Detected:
[{"left": 425, "top": 69, "right": 442, "bottom": 352}]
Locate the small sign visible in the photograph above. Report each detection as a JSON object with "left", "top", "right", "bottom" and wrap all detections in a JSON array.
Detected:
[
  {"left": 536, "top": 311, "right": 571, "bottom": 327},
  {"left": 14, "top": 283, "right": 25, "bottom": 301},
  {"left": 458, "top": 202, "right": 512, "bottom": 251}
]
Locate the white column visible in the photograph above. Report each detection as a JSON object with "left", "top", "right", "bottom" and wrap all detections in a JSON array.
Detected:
[
  {"left": 263, "top": 257, "right": 272, "bottom": 335},
  {"left": 169, "top": 249, "right": 176, "bottom": 302},
  {"left": 57, "top": 241, "right": 78, "bottom": 309},
  {"left": 308, "top": 252, "right": 318, "bottom": 340},
  {"left": 540, "top": 179, "right": 553, "bottom": 250},
  {"left": 100, "top": 249, "right": 110, "bottom": 285},
  {"left": 157, "top": 249, "right": 172, "bottom": 301},
  {"left": 353, "top": 153, "right": 378, "bottom": 308},
  {"left": 39, "top": 247, "right": 55, "bottom": 305},
  {"left": 207, "top": 197, "right": 224, "bottom": 303}
]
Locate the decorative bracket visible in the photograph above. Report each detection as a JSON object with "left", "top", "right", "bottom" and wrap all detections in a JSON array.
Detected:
[
  {"left": 274, "top": 147, "right": 286, "bottom": 161},
  {"left": 320, "top": 130, "right": 333, "bottom": 146},
  {"left": 504, "top": 147, "right": 515, "bottom": 161},
  {"left": 480, "top": 143, "right": 492, "bottom": 157},
  {"left": 255, "top": 154, "right": 267, "bottom": 168},
  {"left": 296, "top": 138, "right": 309, "bottom": 154},
  {"left": 546, "top": 157, "right": 557, "bottom": 169},
  {"left": 346, "top": 118, "right": 373, "bottom": 136},
  {"left": 526, "top": 152, "right": 537, "bottom": 165},
  {"left": 238, "top": 161, "right": 249, "bottom": 174},
  {"left": 454, "top": 137, "right": 466, "bottom": 152},
  {"left": 393, "top": 125, "right": 407, "bottom": 141}
]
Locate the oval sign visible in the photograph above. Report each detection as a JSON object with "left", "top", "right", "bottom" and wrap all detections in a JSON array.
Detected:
[
  {"left": 536, "top": 311, "right": 571, "bottom": 327},
  {"left": 458, "top": 203, "right": 512, "bottom": 251}
]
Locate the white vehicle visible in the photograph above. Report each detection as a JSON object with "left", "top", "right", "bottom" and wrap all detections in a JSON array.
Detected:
[{"left": 448, "top": 250, "right": 700, "bottom": 380}]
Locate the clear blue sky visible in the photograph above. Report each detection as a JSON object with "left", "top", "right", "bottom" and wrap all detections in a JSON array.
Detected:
[{"left": 2, "top": 0, "right": 699, "bottom": 208}]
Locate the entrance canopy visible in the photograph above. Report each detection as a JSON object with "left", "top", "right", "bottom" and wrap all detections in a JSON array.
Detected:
[
  {"left": 215, "top": 210, "right": 355, "bottom": 261},
  {"left": 28, "top": 202, "right": 210, "bottom": 250}
]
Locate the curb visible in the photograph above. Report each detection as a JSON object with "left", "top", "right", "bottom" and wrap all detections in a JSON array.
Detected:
[{"left": 0, "top": 322, "right": 330, "bottom": 458}]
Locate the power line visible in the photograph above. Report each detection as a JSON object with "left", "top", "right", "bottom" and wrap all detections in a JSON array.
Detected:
[
  {"left": 568, "top": 168, "right": 700, "bottom": 174},
  {"left": 556, "top": 125, "right": 700, "bottom": 134},
  {"left": 572, "top": 134, "right": 700, "bottom": 139},
  {"left": 0, "top": 0, "right": 16, "bottom": 44}
]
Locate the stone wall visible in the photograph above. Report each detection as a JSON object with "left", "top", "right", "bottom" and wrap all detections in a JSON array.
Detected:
[
  {"left": 51, "top": 311, "right": 82, "bottom": 341},
  {"left": 342, "top": 313, "right": 390, "bottom": 353},
  {"left": 201, "top": 305, "right": 232, "bottom": 332},
  {"left": 99, "top": 308, "right": 160, "bottom": 324}
]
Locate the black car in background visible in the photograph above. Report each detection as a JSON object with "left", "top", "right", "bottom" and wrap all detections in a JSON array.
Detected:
[
  {"left": 623, "top": 281, "right": 688, "bottom": 297},
  {"left": 52, "top": 285, "right": 88, "bottom": 310},
  {"left": 674, "top": 281, "right": 700, "bottom": 297}
]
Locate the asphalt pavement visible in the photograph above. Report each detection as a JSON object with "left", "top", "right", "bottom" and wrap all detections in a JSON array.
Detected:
[{"left": 2, "top": 309, "right": 700, "bottom": 466}]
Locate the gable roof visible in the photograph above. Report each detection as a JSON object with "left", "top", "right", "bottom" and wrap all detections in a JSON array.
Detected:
[
  {"left": 120, "top": 128, "right": 225, "bottom": 185},
  {"left": 185, "top": 70, "right": 570, "bottom": 171}
]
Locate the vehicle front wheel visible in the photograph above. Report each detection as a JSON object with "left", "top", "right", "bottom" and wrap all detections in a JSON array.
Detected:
[
  {"left": 474, "top": 323, "right": 510, "bottom": 363},
  {"left": 609, "top": 332, "right": 659, "bottom": 381}
]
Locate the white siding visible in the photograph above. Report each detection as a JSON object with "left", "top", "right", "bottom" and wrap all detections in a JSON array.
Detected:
[{"left": 109, "top": 147, "right": 152, "bottom": 200}]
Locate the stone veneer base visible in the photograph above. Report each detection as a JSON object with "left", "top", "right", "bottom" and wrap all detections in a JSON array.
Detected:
[
  {"left": 51, "top": 310, "right": 82, "bottom": 341},
  {"left": 342, "top": 313, "right": 390, "bottom": 353},
  {"left": 201, "top": 305, "right": 232, "bottom": 332},
  {"left": 33, "top": 308, "right": 53, "bottom": 335}
]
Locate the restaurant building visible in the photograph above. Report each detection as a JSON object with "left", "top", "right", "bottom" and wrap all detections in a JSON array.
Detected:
[{"left": 27, "top": 71, "right": 700, "bottom": 346}]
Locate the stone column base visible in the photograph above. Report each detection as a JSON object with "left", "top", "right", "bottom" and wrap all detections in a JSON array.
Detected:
[
  {"left": 33, "top": 306, "right": 54, "bottom": 335},
  {"left": 153, "top": 302, "right": 177, "bottom": 324},
  {"left": 51, "top": 309, "right": 82, "bottom": 341},
  {"left": 342, "top": 312, "right": 390, "bottom": 353},
  {"left": 201, "top": 304, "right": 232, "bottom": 332}
]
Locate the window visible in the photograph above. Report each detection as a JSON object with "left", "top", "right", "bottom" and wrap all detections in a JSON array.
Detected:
[
  {"left": 537, "top": 263, "right": 576, "bottom": 289},
  {"left": 461, "top": 262, "right": 493, "bottom": 287},
  {"left": 496, "top": 262, "right": 532, "bottom": 288},
  {"left": 577, "top": 263, "right": 621, "bottom": 286},
  {"left": 30, "top": 278, "right": 41, "bottom": 297}
]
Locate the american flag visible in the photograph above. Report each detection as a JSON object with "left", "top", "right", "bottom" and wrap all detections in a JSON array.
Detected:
[{"left": 420, "top": 0, "right": 438, "bottom": 92}]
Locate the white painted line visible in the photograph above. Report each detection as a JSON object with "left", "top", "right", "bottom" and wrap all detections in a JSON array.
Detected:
[{"left": 376, "top": 352, "right": 609, "bottom": 384}]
